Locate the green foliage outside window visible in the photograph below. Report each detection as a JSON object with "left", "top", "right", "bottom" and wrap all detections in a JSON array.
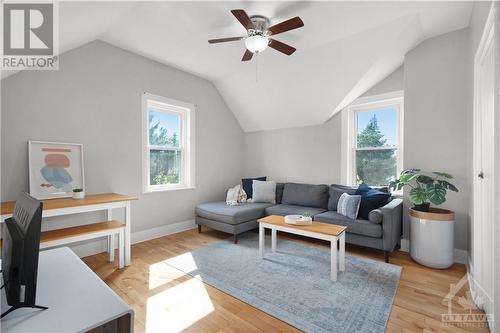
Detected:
[
  {"left": 149, "top": 114, "right": 181, "bottom": 185},
  {"left": 356, "top": 115, "right": 397, "bottom": 185}
]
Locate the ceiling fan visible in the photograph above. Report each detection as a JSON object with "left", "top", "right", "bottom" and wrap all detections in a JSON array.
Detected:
[{"left": 208, "top": 9, "right": 304, "bottom": 61}]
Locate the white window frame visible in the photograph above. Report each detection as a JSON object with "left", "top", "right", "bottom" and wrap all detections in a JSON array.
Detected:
[
  {"left": 341, "top": 91, "right": 404, "bottom": 187},
  {"left": 142, "top": 93, "right": 195, "bottom": 193}
]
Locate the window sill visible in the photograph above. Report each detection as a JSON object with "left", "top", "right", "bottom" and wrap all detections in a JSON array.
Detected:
[{"left": 143, "top": 186, "right": 196, "bottom": 194}]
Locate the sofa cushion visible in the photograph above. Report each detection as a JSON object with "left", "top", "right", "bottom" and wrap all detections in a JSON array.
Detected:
[
  {"left": 314, "top": 211, "right": 382, "bottom": 238},
  {"left": 281, "top": 183, "right": 329, "bottom": 209},
  {"left": 275, "top": 183, "right": 285, "bottom": 204},
  {"left": 265, "top": 204, "right": 326, "bottom": 217},
  {"left": 196, "top": 202, "right": 273, "bottom": 225},
  {"left": 355, "top": 183, "right": 391, "bottom": 220},
  {"left": 241, "top": 176, "right": 266, "bottom": 199},
  {"left": 328, "top": 184, "right": 356, "bottom": 211}
]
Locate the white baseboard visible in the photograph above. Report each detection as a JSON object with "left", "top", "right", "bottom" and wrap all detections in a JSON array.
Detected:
[
  {"left": 131, "top": 219, "right": 196, "bottom": 244},
  {"left": 399, "top": 238, "right": 468, "bottom": 264},
  {"left": 65, "top": 219, "right": 196, "bottom": 258}
]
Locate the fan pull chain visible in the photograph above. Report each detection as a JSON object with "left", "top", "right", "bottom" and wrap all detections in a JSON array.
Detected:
[{"left": 255, "top": 52, "right": 259, "bottom": 83}]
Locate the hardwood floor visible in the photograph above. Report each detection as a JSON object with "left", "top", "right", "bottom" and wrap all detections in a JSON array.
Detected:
[{"left": 82, "top": 228, "right": 489, "bottom": 333}]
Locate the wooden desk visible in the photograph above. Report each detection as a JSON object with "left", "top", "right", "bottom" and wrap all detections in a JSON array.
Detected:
[
  {"left": 1, "top": 193, "right": 137, "bottom": 266},
  {"left": 0, "top": 247, "right": 134, "bottom": 332}
]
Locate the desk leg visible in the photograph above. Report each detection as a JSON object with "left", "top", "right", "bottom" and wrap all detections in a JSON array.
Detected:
[
  {"left": 118, "top": 229, "right": 124, "bottom": 269},
  {"left": 339, "top": 232, "right": 345, "bottom": 272},
  {"left": 109, "top": 233, "right": 115, "bottom": 263},
  {"left": 259, "top": 224, "right": 264, "bottom": 258},
  {"left": 107, "top": 209, "right": 113, "bottom": 262},
  {"left": 125, "top": 201, "right": 131, "bottom": 266},
  {"left": 271, "top": 228, "right": 277, "bottom": 252},
  {"left": 331, "top": 237, "right": 338, "bottom": 282}
]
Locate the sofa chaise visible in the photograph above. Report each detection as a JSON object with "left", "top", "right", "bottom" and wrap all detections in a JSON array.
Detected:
[{"left": 195, "top": 182, "right": 402, "bottom": 262}]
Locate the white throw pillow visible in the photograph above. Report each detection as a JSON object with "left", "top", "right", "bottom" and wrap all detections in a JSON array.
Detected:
[
  {"left": 337, "top": 193, "right": 361, "bottom": 219},
  {"left": 252, "top": 180, "right": 276, "bottom": 204}
]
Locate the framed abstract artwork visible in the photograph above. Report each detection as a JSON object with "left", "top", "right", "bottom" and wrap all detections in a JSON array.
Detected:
[{"left": 28, "top": 141, "right": 85, "bottom": 199}]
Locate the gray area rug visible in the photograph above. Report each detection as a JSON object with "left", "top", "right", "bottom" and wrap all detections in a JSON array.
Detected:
[{"left": 165, "top": 232, "right": 401, "bottom": 333}]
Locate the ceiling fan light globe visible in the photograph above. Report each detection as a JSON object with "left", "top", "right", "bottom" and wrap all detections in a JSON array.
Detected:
[{"left": 245, "top": 35, "right": 269, "bottom": 53}]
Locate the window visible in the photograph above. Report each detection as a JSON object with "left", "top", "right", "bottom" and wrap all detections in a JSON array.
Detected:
[
  {"left": 142, "top": 93, "right": 195, "bottom": 192},
  {"left": 343, "top": 92, "right": 403, "bottom": 186}
]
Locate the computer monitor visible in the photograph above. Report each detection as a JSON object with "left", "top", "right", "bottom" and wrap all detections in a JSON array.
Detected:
[{"left": 1, "top": 192, "right": 47, "bottom": 318}]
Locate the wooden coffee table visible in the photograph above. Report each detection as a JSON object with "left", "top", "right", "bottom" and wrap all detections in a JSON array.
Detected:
[{"left": 258, "top": 215, "right": 347, "bottom": 281}]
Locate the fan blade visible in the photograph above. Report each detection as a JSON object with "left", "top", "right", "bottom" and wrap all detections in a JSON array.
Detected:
[
  {"left": 267, "top": 16, "right": 304, "bottom": 35},
  {"left": 242, "top": 50, "right": 253, "bottom": 61},
  {"left": 268, "top": 39, "right": 296, "bottom": 55},
  {"left": 231, "top": 9, "right": 254, "bottom": 30},
  {"left": 208, "top": 37, "right": 243, "bottom": 44}
]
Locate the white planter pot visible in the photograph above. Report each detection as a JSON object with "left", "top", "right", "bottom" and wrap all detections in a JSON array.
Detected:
[
  {"left": 409, "top": 208, "right": 454, "bottom": 269},
  {"left": 72, "top": 191, "right": 85, "bottom": 199}
]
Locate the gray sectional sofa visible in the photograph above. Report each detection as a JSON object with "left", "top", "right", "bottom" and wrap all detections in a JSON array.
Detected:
[{"left": 195, "top": 182, "right": 402, "bottom": 262}]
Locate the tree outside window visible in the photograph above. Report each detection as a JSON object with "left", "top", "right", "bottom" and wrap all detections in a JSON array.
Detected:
[{"left": 355, "top": 108, "right": 399, "bottom": 186}]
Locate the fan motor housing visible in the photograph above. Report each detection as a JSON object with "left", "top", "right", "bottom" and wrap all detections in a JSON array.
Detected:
[{"left": 248, "top": 15, "right": 270, "bottom": 36}]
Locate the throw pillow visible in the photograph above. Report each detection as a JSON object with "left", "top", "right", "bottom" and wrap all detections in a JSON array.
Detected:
[
  {"left": 241, "top": 176, "right": 266, "bottom": 199},
  {"left": 252, "top": 180, "right": 276, "bottom": 204},
  {"left": 337, "top": 193, "right": 361, "bottom": 219},
  {"left": 328, "top": 185, "right": 356, "bottom": 211},
  {"left": 355, "top": 183, "right": 391, "bottom": 220}
]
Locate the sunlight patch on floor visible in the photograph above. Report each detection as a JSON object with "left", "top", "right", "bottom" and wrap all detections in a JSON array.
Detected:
[
  {"left": 148, "top": 261, "right": 187, "bottom": 290},
  {"left": 145, "top": 275, "right": 214, "bottom": 333}
]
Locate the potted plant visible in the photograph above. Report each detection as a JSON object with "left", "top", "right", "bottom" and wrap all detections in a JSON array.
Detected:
[
  {"left": 389, "top": 169, "right": 459, "bottom": 269},
  {"left": 72, "top": 188, "right": 85, "bottom": 199},
  {"left": 389, "top": 169, "right": 458, "bottom": 212}
]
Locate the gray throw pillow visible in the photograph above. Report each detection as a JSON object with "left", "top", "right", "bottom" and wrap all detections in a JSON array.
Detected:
[
  {"left": 337, "top": 193, "right": 361, "bottom": 219},
  {"left": 252, "top": 180, "right": 276, "bottom": 204},
  {"left": 368, "top": 209, "right": 383, "bottom": 224},
  {"left": 328, "top": 185, "right": 356, "bottom": 211}
]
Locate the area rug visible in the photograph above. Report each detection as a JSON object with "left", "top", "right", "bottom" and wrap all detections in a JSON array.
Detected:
[{"left": 164, "top": 232, "right": 401, "bottom": 333}]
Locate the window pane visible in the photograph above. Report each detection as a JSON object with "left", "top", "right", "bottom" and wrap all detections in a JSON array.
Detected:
[
  {"left": 356, "top": 149, "right": 397, "bottom": 186},
  {"left": 148, "top": 110, "right": 181, "bottom": 148},
  {"left": 150, "top": 150, "right": 181, "bottom": 185},
  {"left": 357, "top": 108, "right": 397, "bottom": 148}
]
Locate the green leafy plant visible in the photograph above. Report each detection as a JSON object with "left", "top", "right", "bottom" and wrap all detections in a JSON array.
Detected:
[
  {"left": 302, "top": 212, "right": 312, "bottom": 218},
  {"left": 389, "top": 169, "right": 458, "bottom": 210},
  {"left": 72, "top": 188, "right": 84, "bottom": 193}
]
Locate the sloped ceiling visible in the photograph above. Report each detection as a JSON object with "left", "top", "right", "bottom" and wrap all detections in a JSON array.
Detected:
[{"left": 1, "top": 1, "right": 472, "bottom": 132}]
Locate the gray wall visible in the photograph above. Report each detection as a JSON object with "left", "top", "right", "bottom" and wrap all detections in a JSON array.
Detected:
[
  {"left": 403, "top": 28, "right": 469, "bottom": 250},
  {"left": 1, "top": 40, "right": 244, "bottom": 253},
  {"left": 243, "top": 66, "right": 403, "bottom": 185},
  {"left": 244, "top": 116, "right": 342, "bottom": 184}
]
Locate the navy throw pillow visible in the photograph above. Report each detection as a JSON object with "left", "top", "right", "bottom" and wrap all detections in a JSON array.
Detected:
[
  {"left": 355, "top": 183, "right": 391, "bottom": 220},
  {"left": 241, "top": 177, "right": 266, "bottom": 199}
]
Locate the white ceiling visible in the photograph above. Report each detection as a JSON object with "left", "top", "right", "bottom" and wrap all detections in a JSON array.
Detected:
[{"left": 2, "top": 1, "right": 473, "bottom": 132}]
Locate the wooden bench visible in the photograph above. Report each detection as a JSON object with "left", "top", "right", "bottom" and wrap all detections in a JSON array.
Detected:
[{"left": 40, "top": 221, "right": 125, "bottom": 268}]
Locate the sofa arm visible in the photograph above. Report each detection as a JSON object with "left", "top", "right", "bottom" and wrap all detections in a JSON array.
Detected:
[{"left": 381, "top": 198, "right": 403, "bottom": 252}]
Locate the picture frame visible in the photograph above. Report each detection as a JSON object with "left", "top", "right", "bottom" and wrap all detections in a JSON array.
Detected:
[{"left": 28, "top": 141, "right": 85, "bottom": 200}]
